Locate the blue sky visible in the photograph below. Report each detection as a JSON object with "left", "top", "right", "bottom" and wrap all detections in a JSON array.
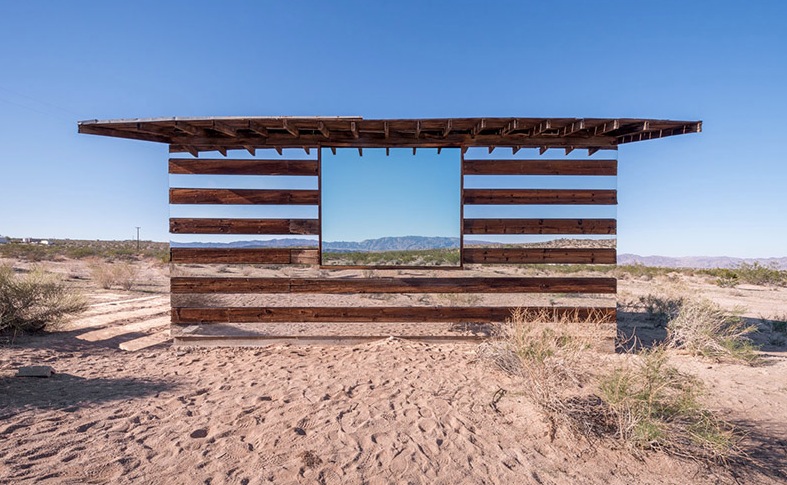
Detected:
[{"left": 1, "top": 1, "right": 785, "bottom": 257}]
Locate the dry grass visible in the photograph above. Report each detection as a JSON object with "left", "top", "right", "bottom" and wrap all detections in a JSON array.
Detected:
[
  {"left": 89, "top": 260, "right": 139, "bottom": 291},
  {"left": 599, "top": 347, "right": 742, "bottom": 462},
  {"left": 666, "top": 299, "right": 759, "bottom": 364},
  {"left": 480, "top": 307, "right": 745, "bottom": 465},
  {"left": 0, "top": 264, "right": 87, "bottom": 334}
]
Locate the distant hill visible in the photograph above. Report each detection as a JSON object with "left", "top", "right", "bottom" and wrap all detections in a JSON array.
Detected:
[
  {"left": 172, "top": 236, "right": 463, "bottom": 251},
  {"left": 618, "top": 254, "right": 787, "bottom": 270}
]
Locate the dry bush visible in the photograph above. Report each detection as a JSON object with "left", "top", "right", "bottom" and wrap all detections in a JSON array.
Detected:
[
  {"left": 480, "top": 307, "right": 743, "bottom": 465},
  {"left": 478, "top": 307, "right": 613, "bottom": 439},
  {"left": 0, "top": 264, "right": 87, "bottom": 333},
  {"left": 89, "top": 261, "right": 139, "bottom": 291},
  {"left": 599, "top": 346, "right": 742, "bottom": 463},
  {"left": 666, "top": 298, "right": 759, "bottom": 364}
]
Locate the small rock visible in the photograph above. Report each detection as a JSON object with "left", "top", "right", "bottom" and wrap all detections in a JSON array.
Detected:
[
  {"left": 16, "top": 366, "right": 55, "bottom": 377},
  {"left": 190, "top": 428, "right": 208, "bottom": 438},
  {"left": 294, "top": 427, "right": 306, "bottom": 436}
]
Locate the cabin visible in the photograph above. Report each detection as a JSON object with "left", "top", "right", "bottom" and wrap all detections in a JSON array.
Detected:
[{"left": 79, "top": 116, "right": 700, "bottom": 347}]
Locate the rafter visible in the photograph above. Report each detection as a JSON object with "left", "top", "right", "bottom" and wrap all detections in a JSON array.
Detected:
[
  {"left": 247, "top": 121, "right": 269, "bottom": 137},
  {"left": 283, "top": 120, "right": 299, "bottom": 138},
  {"left": 528, "top": 120, "right": 551, "bottom": 136},
  {"left": 437, "top": 147, "right": 442, "bottom": 155},
  {"left": 185, "top": 145, "right": 200, "bottom": 157},
  {"left": 588, "top": 148, "right": 601, "bottom": 156},
  {"left": 243, "top": 146, "right": 256, "bottom": 156},
  {"left": 174, "top": 121, "right": 200, "bottom": 136},
  {"left": 217, "top": 147, "right": 228, "bottom": 157},
  {"left": 539, "top": 146, "right": 548, "bottom": 155},
  {"left": 488, "top": 146, "right": 495, "bottom": 154},
  {"left": 501, "top": 119, "right": 518, "bottom": 136},
  {"left": 443, "top": 119, "right": 452, "bottom": 138},
  {"left": 318, "top": 121, "right": 330, "bottom": 138},
  {"left": 274, "top": 147, "right": 283, "bottom": 156},
  {"left": 471, "top": 119, "right": 486, "bottom": 138},
  {"left": 385, "top": 147, "right": 390, "bottom": 156},
  {"left": 358, "top": 148, "right": 363, "bottom": 157},
  {"left": 330, "top": 147, "right": 337, "bottom": 155},
  {"left": 212, "top": 121, "right": 237, "bottom": 137},
  {"left": 558, "top": 120, "right": 586, "bottom": 137},
  {"left": 304, "top": 147, "right": 311, "bottom": 155},
  {"left": 512, "top": 146, "right": 521, "bottom": 155},
  {"left": 565, "top": 147, "right": 575, "bottom": 155},
  {"left": 592, "top": 120, "right": 620, "bottom": 136}
]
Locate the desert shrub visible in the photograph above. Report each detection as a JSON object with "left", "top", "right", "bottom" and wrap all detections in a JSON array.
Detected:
[
  {"left": 599, "top": 347, "right": 740, "bottom": 462},
  {"left": 714, "top": 269, "right": 740, "bottom": 288},
  {"left": 0, "top": 265, "right": 87, "bottom": 333},
  {"left": 769, "top": 315, "right": 787, "bottom": 334},
  {"left": 666, "top": 299, "right": 759, "bottom": 364},
  {"left": 638, "top": 293, "right": 685, "bottom": 326},
  {"left": 478, "top": 307, "right": 611, "bottom": 438},
  {"left": 89, "top": 261, "right": 139, "bottom": 290},
  {"left": 735, "top": 262, "right": 785, "bottom": 286}
]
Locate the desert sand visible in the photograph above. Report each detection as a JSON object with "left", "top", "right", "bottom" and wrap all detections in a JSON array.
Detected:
[{"left": 1, "top": 258, "right": 786, "bottom": 484}]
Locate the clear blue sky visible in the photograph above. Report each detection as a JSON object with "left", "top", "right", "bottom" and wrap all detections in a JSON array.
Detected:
[{"left": 1, "top": 1, "right": 785, "bottom": 257}]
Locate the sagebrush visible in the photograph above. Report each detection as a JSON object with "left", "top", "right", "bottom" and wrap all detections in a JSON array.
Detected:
[{"left": 0, "top": 265, "right": 87, "bottom": 333}]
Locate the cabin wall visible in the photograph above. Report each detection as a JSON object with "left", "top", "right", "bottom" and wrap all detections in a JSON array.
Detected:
[{"left": 167, "top": 147, "right": 617, "bottom": 346}]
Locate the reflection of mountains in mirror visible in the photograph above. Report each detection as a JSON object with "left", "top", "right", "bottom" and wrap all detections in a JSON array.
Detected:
[{"left": 171, "top": 236, "right": 616, "bottom": 250}]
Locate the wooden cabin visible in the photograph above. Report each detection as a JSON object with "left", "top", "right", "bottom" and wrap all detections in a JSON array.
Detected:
[{"left": 79, "top": 116, "right": 701, "bottom": 347}]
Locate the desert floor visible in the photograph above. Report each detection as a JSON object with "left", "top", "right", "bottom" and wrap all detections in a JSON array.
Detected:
[{"left": 1, "top": 258, "right": 786, "bottom": 484}]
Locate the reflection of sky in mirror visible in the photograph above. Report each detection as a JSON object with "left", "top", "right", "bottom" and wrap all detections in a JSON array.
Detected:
[{"left": 321, "top": 148, "right": 461, "bottom": 242}]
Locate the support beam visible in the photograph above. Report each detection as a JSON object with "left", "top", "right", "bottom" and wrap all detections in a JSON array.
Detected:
[
  {"left": 592, "top": 120, "right": 620, "bottom": 136},
  {"left": 588, "top": 147, "right": 600, "bottom": 156},
  {"left": 385, "top": 147, "right": 390, "bottom": 156},
  {"left": 565, "top": 147, "right": 575, "bottom": 155},
  {"left": 174, "top": 121, "right": 200, "bottom": 136},
  {"left": 501, "top": 119, "right": 518, "bottom": 135},
  {"left": 415, "top": 120, "right": 422, "bottom": 139},
  {"left": 443, "top": 119, "right": 452, "bottom": 138},
  {"left": 217, "top": 147, "right": 227, "bottom": 157},
  {"left": 318, "top": 121, "right": 330, "bottom": 138},
  {"left": 412, "top": 147, "right": 417, "bottom": 155},
  {"left": 304, "top": 147, "right": 311, "bottom": 155},
  {"left": 212, "top": 121, "right": 237, "bottom": 137},
  {"left": 185, "top": 146, "right": 200, "bottom": 157},
  {"left": 243, "top": 146, "right": 256, "bottom": 156},
  {"left": 283, "top": 120, "right": 299, "bottom": 138},
  {"left": 512, "top": 146, "right": 521, "bottom": 155},
  {"left": 437, "top": 147, "right": 442, "bottom": 155},
  {"left": 471, "top": 119, "right": 486, "bottom": 138},
  {"left": 558, "top": 120, "right": 586, "bottom": 137},
  {"left": 529, "top": 120, "right": 551, "bottom": 136},
  {"left": 358, "top": 148, "right": 363, "bottom": 157},
  {"left": 488, "top": 146, "right": 495, "bottom": 154},
  {"left": 247, "top": 121, "right": 268, "bottom": 137},
  {"left": 350, "top": 121, "right": 359, "bottom": 139},
  {"left": 384, "top": 121, "right": 390, "bottom": 139},
  {"left": 275, "top": 147, "right": 283, "bottom": 156},
  {"left": 330, "top": 147, "right": 337, "bottom": 155},
  {"left": 539, "top": 146, "right": 548, "bottom": 155}
]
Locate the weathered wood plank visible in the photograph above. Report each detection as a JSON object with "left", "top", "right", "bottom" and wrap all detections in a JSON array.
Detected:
[
  {"left": 171, "top": 306, "right": 617, "bottom": 324},
  {"left": 170, "top": 277, "right": 617, "bottom": 294},
  {"left": 463, "top": 218, "right": 617, "bottom": 235},
  {"left": 169, "top": 218, "right": 319, "bottom": 235},
  {"left": 463, "top": 189, "right": 617, "bottom": 205},
  {"left": 170, "top": 248, "right": 320, "bottom": 264},
  {"left": 169, "top": 188, "right": 319, "bottom": 205},
  {"left": 463, "top": 247, "right": 616, "bottom": 264},
  {"left": 463, "top": 159, "right": 617, "bottom": 176},
  {"left": 169, "top": 159, "right": 318, "bottom": 175}
]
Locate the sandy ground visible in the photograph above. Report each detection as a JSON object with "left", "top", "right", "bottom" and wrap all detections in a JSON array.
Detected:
[{"left": 1, "top": 258, "right": 786, "bottom": 484}]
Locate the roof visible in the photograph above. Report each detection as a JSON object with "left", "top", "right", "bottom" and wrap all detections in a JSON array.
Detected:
[{"left": 77, "top": 116, "right": 701, "bottom": 156}]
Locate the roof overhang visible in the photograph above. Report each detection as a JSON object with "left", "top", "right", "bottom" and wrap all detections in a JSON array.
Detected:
[{"left": 77, "top": 116, "right": 701, "bottom": 156}]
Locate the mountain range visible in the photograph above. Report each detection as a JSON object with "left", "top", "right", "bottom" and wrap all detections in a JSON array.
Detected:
[{"left": 171, "top": 236, "right": 785, "bottom": 268}]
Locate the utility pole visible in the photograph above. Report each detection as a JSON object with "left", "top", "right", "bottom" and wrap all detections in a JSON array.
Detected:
[{"left": 135, "top": 227, "right": 140, "bottom": 251}]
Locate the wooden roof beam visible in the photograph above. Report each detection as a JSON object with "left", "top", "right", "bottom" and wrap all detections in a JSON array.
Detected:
[
  {"left": 318, "top": 121, "right": 330, "bottom": 138},
  {"left": 185, "top": 146, "right": 200, "bottom": 157},
  {"left": 500, "top": 120, "right": 518, "bottom": 136},
  {"left": 174, "top": 121, "right": 200, "bottom": 136},
  {"left": 247, "top": 121, "right": 269, "bottom": 137},
  {"left": 528, "top": 120, "right": 551, "bottom": 136},
  {"left": 512, "top": 146, "right": 521, "bottom": 155},
  {"left": 442, "top": 119, "right": 452, "bottom": 138},
  {"left": 283, "top": 120, "right": 299, "bottom": 138},
  {"left": 588, "top": 147, "right": 601, "bottom": 156},
  {"left": 212, "top": 121, "right": 237, "bottom": 137},
  {"left": 558, "top": 120, "right": 585, "bottom": 137},
  {"left": 471, "top": 119, "right": 486, "bottom": 138},
  {"left": 539, "top": 146, "right": 548, "bottom": 155},
  {"left": 592, "top": 120, "right": 620, "bottom": 136},
  {"left": 243, "top": 146, "right": 256, "bottom": 156}
]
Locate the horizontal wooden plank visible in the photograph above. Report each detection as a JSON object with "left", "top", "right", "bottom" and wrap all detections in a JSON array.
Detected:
[
  {"left": 463, "top": 189, "right": 617, "bottom": 205},
  {"left": 463, "top": 247, "right": 616, "bottom": 264},
  {"left": 170, "top": 218, "right": 319, "bottom": 235},
  {"left": 169, "top": 158, "right": 318, "bottom": 176},
  {"left": 170, "top": 277, "right": 616, "bottom": 294},
  {"left": 171, "top": 248, "right": 319, "bottom": 264},
  {"left": 172, "top": 306, "right": 617, "bottom": 324},
  {"left": 463, "top": 218, "right": 617, "bottom": 235},
  {"left": 463, "top": 159, "right": 617, "bottom": 176},
  {"left": 169, "top": 188, "right": 319, "bottom": 205}
]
